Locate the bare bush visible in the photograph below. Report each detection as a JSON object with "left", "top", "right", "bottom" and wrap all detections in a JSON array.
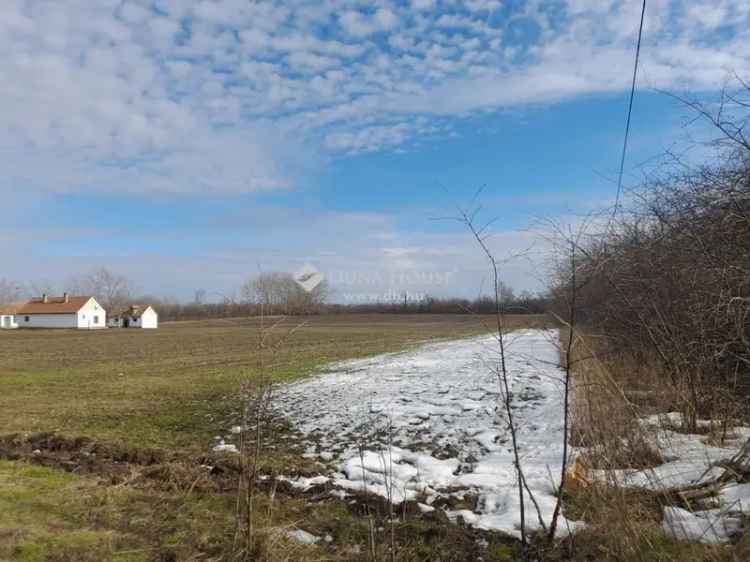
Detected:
[
  {"left": 547, "top": 80, "right": 750, "bottom": 559},
  {"left": 554, "top": 148, "right": 750, "bottom": 428}
]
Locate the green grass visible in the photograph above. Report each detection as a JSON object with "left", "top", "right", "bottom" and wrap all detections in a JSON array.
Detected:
[
  {"left": 0, "top": 457, "right": 244, "bottom": 562},
  {"left": 0, "top": 460, "right": 144, "bottom": 562}
]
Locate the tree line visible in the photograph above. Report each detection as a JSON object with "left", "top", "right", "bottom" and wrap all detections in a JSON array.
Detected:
[{"left": 0, "top": 270, "right": 548, "bottom": 320}]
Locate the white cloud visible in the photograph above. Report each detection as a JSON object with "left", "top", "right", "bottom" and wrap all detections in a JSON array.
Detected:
[
  {"left": 118, "top": 2, "right": 152, "bottom": 24},
  {"left": 287, "top": 51, "right": 340, "bottom": 72},
  {"left": 339, "top": 11, "right": 378, "bottom": 37},
  {"left": 0, "top": 0, "right": 748, "bottom": 196},
  {"left": 412, "top": 0, "right": 435, "bottom": 10},
  {"left": 464, "top": 0, "right": 502, "bottom": 12},
  {"left": 375, "top": 8, "right": 399, "bottom": 30}
]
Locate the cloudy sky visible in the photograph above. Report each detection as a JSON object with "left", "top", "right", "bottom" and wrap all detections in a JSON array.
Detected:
[{"left": 2, "top": 0, "right": 749, "bottom": 302}]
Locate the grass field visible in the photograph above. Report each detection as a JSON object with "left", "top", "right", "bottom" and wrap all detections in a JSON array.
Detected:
[
  {"left": 0, "top": 314, "right": 532, "bottom": 450},
  {"left": 0, "top": 314, "right": 545, "bottom": 562}
]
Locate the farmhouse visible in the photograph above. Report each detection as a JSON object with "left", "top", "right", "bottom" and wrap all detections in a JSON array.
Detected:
[
  {"left": 108, "top": 304, "right": 158, "bottom": 329},
  {"left": 0, "top": 303, "right": 22, "bottom": 329},
  {"left": 15, "top": 294, "right": 106, "bottom": 329}
]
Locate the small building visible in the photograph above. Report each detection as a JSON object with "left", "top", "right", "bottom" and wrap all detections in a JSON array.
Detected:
[
  {"left": 108, "top": 304, "right": 158, "bottom": 329},
  {"left": 16, "top": 294, "right": 106, "bottom": 329},
  {"left": 0, "top": 303, "right": 22, "bottom": 329}
]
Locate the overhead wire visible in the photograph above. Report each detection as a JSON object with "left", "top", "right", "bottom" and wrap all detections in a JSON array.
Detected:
[{"left": 611, "top": 0, "right": 648, "bottom": 222}]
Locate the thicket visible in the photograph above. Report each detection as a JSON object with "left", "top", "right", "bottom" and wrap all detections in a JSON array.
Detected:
[{"left": 554, "top": 94, "right": 750, "bottom": 427}]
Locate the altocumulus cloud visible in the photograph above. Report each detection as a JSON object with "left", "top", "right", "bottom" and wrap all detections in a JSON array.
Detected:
[{"left": 1, "top": 0, "right": 749, "bottom": 195}]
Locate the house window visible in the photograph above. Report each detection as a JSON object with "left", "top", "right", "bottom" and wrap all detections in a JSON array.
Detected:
[
  {"left": 93, "top": 315, "right": 99, "bottom": 324},
  {"left": 24, "top": 316, "right": 29, "bottom": 322}
]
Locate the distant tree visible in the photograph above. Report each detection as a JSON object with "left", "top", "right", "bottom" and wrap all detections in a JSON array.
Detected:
[
  {"left": 241, "top": 272, "right": 328, "bottom": 314},
  {"left": 497, "top": 281, "right": 515, "bottom": 307},
  {"left": 0, "top": 278, "right": 23, "bottom": 303},
  {"left": 67, "top": 268, "right": 132, "bottom": 310},
  {"left": 193, "top": 288, "right": 207, "bottom": 305}
]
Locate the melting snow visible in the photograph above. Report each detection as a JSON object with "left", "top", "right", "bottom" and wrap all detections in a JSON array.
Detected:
[
  {"left": 273, "top": 329, "right": 580, "bottom": 538},
  {"left": 213, "top": 440, "right": 239, "bottom": 454},
  {"left": 590, "top": 416, "right": 750, "bottom": 544},
  {"left": 662, "top": 507, "right": 742, "bottom": 544},
  {"left": 594, "top": 418, "right": 750, "bottom": 492},
  {"left": 283, "top": 529, "right": 320, "bottom": 545}
]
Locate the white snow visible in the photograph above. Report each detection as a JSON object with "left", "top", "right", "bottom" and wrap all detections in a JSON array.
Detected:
[
  {"left": 719, "top": 483, "right": 750, "bottom": 512},
  {"left": 283, "top": 529, "right": 320, "bottom": 545},
  {"left": 662, "top": 507, "right": 742, "bottom": 544},
  {"left": 278, "top": 475, "right": 331, "bottom": 491},
  {"left": 612, "top": 414, "right": 750, "bottom": 490},
  {"left": 591, "top": 425, "right": 750, "bottom": 491},
  {"left": 590, "top": 413, "right": 750, "bottom": 544},
  {"left": 273, "top": 329, "right": 580, "bottom": 538},
  {"left": 213, "top": 440, "right": 239, "bottom": 454},
  {"left": 660, "top": 479, "right": 750, "bottom": 544}
]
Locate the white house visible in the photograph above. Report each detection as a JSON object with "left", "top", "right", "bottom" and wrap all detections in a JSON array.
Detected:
[
  {"left": 16, "top": 294, "right": 106, "bottom": 329},
  {"left": 108, "top": 304, "right": 158, "bottom": 329},
  {"left": 0, "top": 303, "right": 21, "bottom": 329}
]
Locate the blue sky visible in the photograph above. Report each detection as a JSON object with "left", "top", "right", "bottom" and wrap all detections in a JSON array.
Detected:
[{"left": 2, "top": 0, "right": 748, "bottom": 301}]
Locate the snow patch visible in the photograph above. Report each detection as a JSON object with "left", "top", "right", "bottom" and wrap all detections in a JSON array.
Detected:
[
  {"left": 283, "top": 529, "right": 320, "bottom": 545},
  {"left": 590, "top": 415, "right": 750, "bottom": 543},
  {"left": 662, "top": 507, "right": 742, "bottom": 544},
  {"left": 273, "top": 329, "right": 580, "bottom": 538},
  {"left": 278, "top": 475, "right": 330, "bottom": 491},
  {"left": 212, "top": 440, "right": 238, "bottom": 454}
]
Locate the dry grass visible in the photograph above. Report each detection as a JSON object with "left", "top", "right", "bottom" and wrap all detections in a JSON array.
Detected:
[
  {"left": 569, "top": 336, "right": 664, "bottom": 470},
  {"left": 563, "top": 331, "right": 746, "bottom": 562}
]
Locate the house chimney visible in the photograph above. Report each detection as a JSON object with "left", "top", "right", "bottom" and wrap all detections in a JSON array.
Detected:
[
  {"left": 42, "top": 293, "right": 48, "bottom": 303},
  {"left": 63, "top": 292, "right": 69, "bottom": 303}
]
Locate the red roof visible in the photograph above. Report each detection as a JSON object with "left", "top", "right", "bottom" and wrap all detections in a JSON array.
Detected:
[
  {"left": 110, "top": 304, "right": 152, "bottom": 319},
  {"left": 17, "top": 296, "right": 93, "bottom": 315},
  {"left": 0, "top": 303, "right": 24, "bottom": 315}
]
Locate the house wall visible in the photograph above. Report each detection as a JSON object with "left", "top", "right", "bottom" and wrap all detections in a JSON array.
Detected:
[
  {"left": 77, "top": 298, "right": 106, "bottom": 329},
  {"left": 20, "top": 298, "right": 107, "bottom": 329},
  {"left": 140, "top": 308, "right": 158, "bottom": 329},
  {"left": 20, "top": 313, "right": 78, "bottom": 329}
]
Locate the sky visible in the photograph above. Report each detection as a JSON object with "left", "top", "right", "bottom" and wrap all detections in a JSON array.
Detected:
[{"left": 2, "top": 0, "right": 749, "bottom": 303}]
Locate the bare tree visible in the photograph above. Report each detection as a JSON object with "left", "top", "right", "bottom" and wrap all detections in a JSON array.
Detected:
[
  {"left": 240, "top": 272, "right": 328, "bottom": 314},
  {"left": 67, "top": 267, "right": 132, "bottom": 310},
  {"left": 545, "top": 223, "right": 588, "bottom": 541},
  {"left": 456, "top": 203, "right": 543, "bottom": 549},
  {"left": 232, "top": 309, "right": 307, "bottom": 560},
  {"left": 193, "top": 288, "right": 207, "bottom": 305},
  {"left": 497, "top": 281, "right": 516, "bottom": 307},
  {"left": 0, "top": 279, "right": 24, "bottom": 303}
]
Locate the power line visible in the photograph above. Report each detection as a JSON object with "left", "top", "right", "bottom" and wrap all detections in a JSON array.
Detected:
[{"left": 612, "top": 0, "right": 647, "bottom": 220}]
